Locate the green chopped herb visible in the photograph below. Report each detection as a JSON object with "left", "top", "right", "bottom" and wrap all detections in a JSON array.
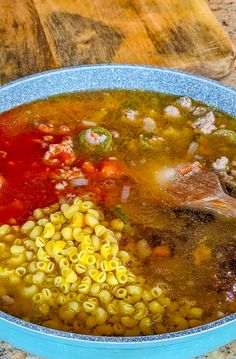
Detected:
[
  {"left": 112, "top": 206, "right": 135, "bottom": 236},
  {"left": 113, "top": 206, "right": 129, "bottom": 223},
  {"left": 124, "top": 223, "right": 135, "bottom": 236},
  {"left": 212, "top": 129, "right": 236, "bottom": 144},
  {"left": 138, "top": 133, "right": 157, "bottom": 150}
]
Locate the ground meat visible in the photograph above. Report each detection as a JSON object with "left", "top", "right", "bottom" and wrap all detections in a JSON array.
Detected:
[
  {"left": 192, "top": 111, "right": 216, "bottom": 134},
  {"left": 123, "top": 109, "right": 139, "bottom": 121},
  {"left": 215, "top": 245, "right": 236, "bottom": 291},
  {"left": 143, "top": 117, "right": 156, "bottom": 132},
  {"left": 192, "top": 106, "right": 207, "bottom": 116},
  {"left": 55, "top": 181, "right": 68, "bottom": 191},
  {"left": 177, "top": 96, "right": 192, "bottom": 110},
  {"left": 164, "top": 105, "right": 180, "bottom": 117},
  {"left": 43, "top": 137, "right": 76, "bottom": 166}
]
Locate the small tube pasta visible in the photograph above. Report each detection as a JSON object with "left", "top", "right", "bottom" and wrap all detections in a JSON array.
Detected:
[
  {"left": 91, "top": 235, "right": 101, "bottom": 251},
  {"left": 37, "top": 248, "right": 50, "bottom": 261},
  {"left": 20, "top": 285, "right": 38, "bottom": 298},
  {"left": 113, "top": 287, "right": 127, "bottom": 299},
  {"left": 52, "top": 240, "right": 66, "bottom": 255},
  {"left": 106, "top": 272, "right": 118, "bottom": 287},
  {"left": 0, "top": 196, "right": 204, "bottom": 336},
  {"left": 21, "top": 221, "right": 35, "bottom": 234},
  {"left": 30, "top": 225, "right": 43, "bottom": 238},
  {"left": 32, "top": 293, "right": 44, "bottom": 304},
  {"left": 61, "top": 227, "right": 73, "bottom": 241},
  {"left": 33, "top": 271, "right": 46, "bottom": 285},
  {"left": 15, "top": 266, "right": 27, "bottom": 277},
  {"left": 121, "top": 316, "right": 139, "bottom": 328},
  {"left": 35, "top": 237, "right": 46, "bottom": 248},
  {"left": 94, "top": 307, "right": 108, "bottom": 325},
  {"left": 100, "top": 244, "right": 112, "bottom": 260},
  {"left": 10, "top": 245, "right": 25, "bottom": 255}
]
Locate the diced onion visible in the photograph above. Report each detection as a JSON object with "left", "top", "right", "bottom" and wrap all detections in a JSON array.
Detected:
[
  {"left": 82, "top": 120, "right": 97, "bottom": 127},
  {"left": 155, "top": 167, "right": 177, "bottom": 187},
  {"left": 70, "top": 178, "right": 89, "bottom": 187},
  {"left": 123, "top": 109, "right": 139, "bottom": 121},
  {"left": 187, "top": 142, "right": 198, "bottom": 156},
  {"left": 143, "top": 117, "right": 156, "bottom": 132},
  {"left": 121, "top": 185, "right": 130, "bottom": 202},
  {"left": 111, "top": 131, "right": 120, "bottom": 138},
  {"left": 2, "top": 295, "right": 15, "bottom": 305}
]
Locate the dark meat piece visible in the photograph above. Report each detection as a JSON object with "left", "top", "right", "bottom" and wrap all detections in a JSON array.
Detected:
[{"left": 215, "top": 245, "right": 236, "bottom": 291}]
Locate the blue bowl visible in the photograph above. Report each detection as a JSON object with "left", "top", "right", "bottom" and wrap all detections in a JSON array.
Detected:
[{"left": 0, "top": 65, "right": 236, "bottom": 359}]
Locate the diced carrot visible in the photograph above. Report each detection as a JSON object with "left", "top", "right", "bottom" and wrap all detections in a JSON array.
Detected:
[
  {"left": 37, "top": 123, "right": 54, "bottom": 134},
  {"left": 0, "top": 151, "right": 7, "bottom": 159},
  {"left": 0, "top": 175, "right": 6, "bottom": 189},
  {"left": 82, "top": 161, "right": 96, "bottom": 174},
  {"left": 43, "top": 136, "right": 54, "bottom": 143},
  {"left": 153, "top": 246, "right": 171, "bottom": 257},
  {"left": 32, "top": 138, "right": 43, "bottom": 144},
  {"left": 9, "top": 218, "right": 17, "bottom": 225},
  {"left": 60, "top": 152, "right": 75, "bottom": 166},
  {"left": 180, "top": 166, "right": 193, "bottom": 175},
  {"left": 99, "top": 160, "right": 124, "bottom": 178},
  {"left": 194, "top": 243, "right": 212, "bottom": 265}
]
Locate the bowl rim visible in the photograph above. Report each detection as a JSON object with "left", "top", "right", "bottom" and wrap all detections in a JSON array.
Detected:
[
  {"left": 0, "top": 64, "right": 236, "bottom": 343},
  {"left": 0, "top": 63, "right": 236, "bottom": 94},
  {"left": 0, "top": 64, "right": 236, "bottom": 114},
  {"left": 1, "top": 310, "right": 236, "bottom": 344}
]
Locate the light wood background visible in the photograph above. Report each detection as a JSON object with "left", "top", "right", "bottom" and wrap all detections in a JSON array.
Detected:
[{"left": 0, "top": 0, "right": 235, "bottom": 84}]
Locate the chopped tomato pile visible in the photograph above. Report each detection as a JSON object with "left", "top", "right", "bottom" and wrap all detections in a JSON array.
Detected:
[
  {"left": 0, "top": 120, "right": 126, "bottom": 224},
  {"left": 0, "top": 131, "right": 60, "bottom": 223}
]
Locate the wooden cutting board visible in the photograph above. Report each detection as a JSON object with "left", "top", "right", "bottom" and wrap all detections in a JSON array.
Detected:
[{"left": 0, "top": 0, "right": 235, "bottom": 85}]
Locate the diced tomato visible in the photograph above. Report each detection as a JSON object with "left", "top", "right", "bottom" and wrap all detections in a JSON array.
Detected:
[
  {"left": 180, "top": 166, "right": 193, "bottom": 175},
  {"left": 0, "top": 124, "right": 125, "bottom": 224},
  {"left": 0, "top": 200, "right": 25, "bottom": 224},
  {"left": 58, "top": 125, "right": 71, "bottom": 135},
  {"left": 56, "top": 152, "right": 75, "bottom": 166},
  {"left": 0, "top": 151, "right": 7, "bottom": 159},
  {"left": 0, "top": 175, "right": 6, "bottom": 189},
  {"left": 0, "top": 131, "right": 60, "bottom": 224},
  {"left": 98, "top": 160, "right": 124, "bottom": 179},
  {"left": 153, "top": 246, "right": 171, "bottom": 257},
  {"left": 81, "top": 161, "right": 96, "bottom": 175},
  {"left": 36, "top": 123, "right": 54, "bottom": 134}
]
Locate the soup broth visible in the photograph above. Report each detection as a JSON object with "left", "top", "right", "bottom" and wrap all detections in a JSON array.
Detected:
[{"left": 0, "top": 90, "right": 236, "bottom": 336}]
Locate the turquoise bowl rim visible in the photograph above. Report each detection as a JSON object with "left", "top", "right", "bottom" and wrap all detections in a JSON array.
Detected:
[{"left": 0, "top": 64, "right": 236, "bottom": 344}]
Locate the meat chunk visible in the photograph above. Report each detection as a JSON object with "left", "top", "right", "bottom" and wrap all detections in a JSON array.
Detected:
[
  {"left": 143, "top": 117, "right": 156, "bottom": 132},
  {"left": 192, "top": 111, "right": 216, "bottom": 134},
  {"left": 123, "top": 109, "right": 139, "bottom": 121},
  {"left": 192, "top": 106, "right": 207, "bottom": 116},
  {"left": 177, "top": 96, "right": 192, "bottom": 110},
  {"left": 44, "top": 137, "right": 76, "bottom": 166},
  {"left": 164, "top": 106, "right": 180, "bottom": 117}
]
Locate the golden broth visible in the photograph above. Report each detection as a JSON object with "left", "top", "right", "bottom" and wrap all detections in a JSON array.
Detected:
[{"left": 0, "top": 90, "right": 235, "bottom": 335}]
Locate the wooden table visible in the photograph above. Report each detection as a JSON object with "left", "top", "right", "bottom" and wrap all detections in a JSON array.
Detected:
[{"left": 0, "top": 0, "right": 235, "bottom": 85}]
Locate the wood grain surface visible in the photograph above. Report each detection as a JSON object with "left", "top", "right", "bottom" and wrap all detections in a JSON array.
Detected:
[
  {"left": 0, "top": 0, "right": 235, "bottom": 84},
  {"left": 0, "top": 0, "right": 56, "bottom": 84}
]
